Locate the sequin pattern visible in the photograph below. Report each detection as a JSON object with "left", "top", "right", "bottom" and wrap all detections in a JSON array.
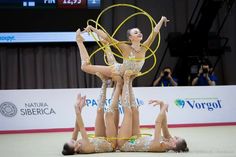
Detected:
[
  {"left": 112, "top": 51, "right": 144, "bottom": 108},
  {"left": 106, "top": 87, "right": 116, "bottom": 113},
  {"left": 122, "top": 77, "right": 131, "bottom": 108},
  {"left": 120, "top": 136, "right": 152, "bottom": 152},
  {"left": 111, "top": 51, "right": 144, "bottom": 77},
  {"left": 122, "top": 51, "right": 144, "bottom": 74},
  {"left": 90, "top": 138, "right": 114, "bottom": 153},
  {"left": 97, "top": 81, "right": 107, "bottom": 109}
]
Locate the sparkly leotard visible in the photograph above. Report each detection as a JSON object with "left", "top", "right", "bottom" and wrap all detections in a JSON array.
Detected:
[
  {"left": 112, "top": 51, "right": 144, "bottom": 76},
  {"left": 90, "top": 138, "right": 114, "bottom": 153},
  {"left": 120, "top": 136, "right": 152, "bottom": 152}
]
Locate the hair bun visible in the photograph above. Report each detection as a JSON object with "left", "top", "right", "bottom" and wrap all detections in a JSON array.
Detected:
[{"left": 184, "top": 147, "right": 189, "bottom": 152}]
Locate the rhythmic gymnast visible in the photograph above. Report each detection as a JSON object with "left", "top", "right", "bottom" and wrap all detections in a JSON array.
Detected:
[
  {"left": 62, "top": 71, "right": 122, "bottom": 155},
  {"left": 83, "top": 16, "right": 169, "bottom": 78},
  {"left": 82, "top": 16, "right": 169, "bottom": 109},
  {"left": 116, "top": 71, "right": 189, "bottom": 152}
]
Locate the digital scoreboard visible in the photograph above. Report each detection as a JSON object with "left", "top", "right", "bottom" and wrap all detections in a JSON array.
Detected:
[
  {"left": 0, "top": 0, "right": 101, "bottom": 43},
  {"left": 0, "top": 0, "right": 100, "bottom": 9}
]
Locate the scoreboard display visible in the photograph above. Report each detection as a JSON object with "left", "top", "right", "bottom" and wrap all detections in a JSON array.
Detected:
[
  {"left": 0, "top": 0, "right": 100, "bottom": 9},
  {"left": 0, "top": 0, "right": 101, "bottom": 43}
]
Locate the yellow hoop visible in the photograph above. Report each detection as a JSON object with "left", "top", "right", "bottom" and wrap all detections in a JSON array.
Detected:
[
  {"left": 87, "top": 133, "right": 152, "bottom": 140},
  {"left": 86, "top": 3, "right": 161, "bottom": 77}
]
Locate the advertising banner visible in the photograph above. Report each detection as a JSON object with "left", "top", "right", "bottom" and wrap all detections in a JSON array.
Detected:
[{"left": 1, "top": 86, "right": 236, "bottom": 133}]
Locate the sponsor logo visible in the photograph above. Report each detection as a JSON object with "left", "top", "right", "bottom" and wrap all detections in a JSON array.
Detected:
[
  {"left": 0, "top": 102, "right": 18, "bottom": 117},
  {"left": 20, "top": 102, "right": 56, "bottom": 116},
  {"left": 175, "top": 98, "right": 222, "bottom": 111},
  {"left": 0, "top": 35, "right": 15, "bottom": 42},
  {"left": 86, "top": 98, "right": 144, "bottom": 114},
  {"left": 175, "top": 99, "right": 185, "bottom": 108}
]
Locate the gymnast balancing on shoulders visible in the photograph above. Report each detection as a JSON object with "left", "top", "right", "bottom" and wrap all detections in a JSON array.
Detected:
[
  {"left": 63, "top": 15, "right": 174, "bottom": 155},
  {"left": 81, "top": 16, "right": 169, "bottom": 118},
  {"left": 83, "top": 16, "right": 169, "bottom": 78},
  {"left": 76, "top": 16, "right": 169, "bottom": 123}
]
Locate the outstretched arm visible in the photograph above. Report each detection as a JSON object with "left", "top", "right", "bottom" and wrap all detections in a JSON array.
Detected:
[
  {"left": 74, "top": 94, "right": 89, "bottom": 142},
  {"left": 161, "top": 111, "right": 172, "bottom": 139},
  {"left": 71, "top": 120, "right": 79, "bottom": 141},
  {"left": 84, "top": 25, "right": 127, "bottom": 52},
  {"left": 149, "top": 100, "right": 172, "bottom": 139},
  {"left": 149, "top": 100, "right": 168, "bottom": 142},
  {"left": 84, "top": 25, "right": 111, "bottom": 42},
  {"left": 143, "top": 16, "right": 169, "bottom": 48}
]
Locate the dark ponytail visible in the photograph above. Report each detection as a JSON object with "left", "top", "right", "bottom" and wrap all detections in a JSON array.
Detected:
[
  {"left": 175, "top": 139, "right": 189, "bottom": 152},
  {"left": 62, "top": 143, "right": 75, "bottom": 155}
]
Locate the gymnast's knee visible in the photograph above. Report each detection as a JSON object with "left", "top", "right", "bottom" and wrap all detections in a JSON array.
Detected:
[{"left": 80, "top": 62, "right": 90, "bottom": 72}]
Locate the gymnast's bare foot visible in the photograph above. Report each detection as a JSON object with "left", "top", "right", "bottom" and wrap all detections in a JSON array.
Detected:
[{"left": 76, "top": 29, "right": 84, "bottom": 42}]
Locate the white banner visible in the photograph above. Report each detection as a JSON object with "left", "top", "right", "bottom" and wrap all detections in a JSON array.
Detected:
[{"left": 0, "top": 86, "right": 236, "bottom": 133}]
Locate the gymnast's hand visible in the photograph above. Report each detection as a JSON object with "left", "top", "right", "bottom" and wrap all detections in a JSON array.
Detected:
[
  {"left": 154, "top": 16, "right": 170, "bottom": 33},
  {"left": 74, "top": 93, "right": 86, "bottom": 114},
  {"left": 161, "top": 16, "right": 170, "bottom": 27},
  {"left": 83, "top": 25, "right": 92, "bottom": 32},
  {"left": 148, "top": 99, "right": 168, "bottom": 112}
]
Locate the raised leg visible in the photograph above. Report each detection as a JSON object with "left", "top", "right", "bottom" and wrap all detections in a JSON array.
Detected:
[
  {"left": 76, "top": 29, "right": 112, "bottom": 77},
  {"left": 76, "top": 29, "right": 90, "bottom": 65},
  {"left": 104, "top": 75, "right": 123, "bottom": 148},
  {"left": 117, "top": 71, "right": 133, "bottom": 148},
  {"left": 94, "top": 72, "right": 107, "bottom": 137},
  {"left": 106, "top": 75, "right": 123, "bottom": 131},
  {"left": 129, "top": 76, "right": 141, "bottom": 137}
]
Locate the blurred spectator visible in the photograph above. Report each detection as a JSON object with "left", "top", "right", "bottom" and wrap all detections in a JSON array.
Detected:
[
  {"left": 153, "top": 67, "right": 178, "bottom": 86},
  {"left": 192, "top": 60, "right": 217, "bottom": 86}
]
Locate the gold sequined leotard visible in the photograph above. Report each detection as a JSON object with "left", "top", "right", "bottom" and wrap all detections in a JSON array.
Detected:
[
  {"left": 119, "top": 136, "right": 153, "bottom": 152},
  {"left": 90, "top": 138, "right": 114, "bottom": 153},
  {"left": 111, "top": 51, "right": 144, "bottom": 76}
]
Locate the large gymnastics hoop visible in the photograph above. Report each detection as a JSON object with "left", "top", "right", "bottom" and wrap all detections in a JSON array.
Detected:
[{"left": 86, "top": 3, "right": 161, "bottom": 77}]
